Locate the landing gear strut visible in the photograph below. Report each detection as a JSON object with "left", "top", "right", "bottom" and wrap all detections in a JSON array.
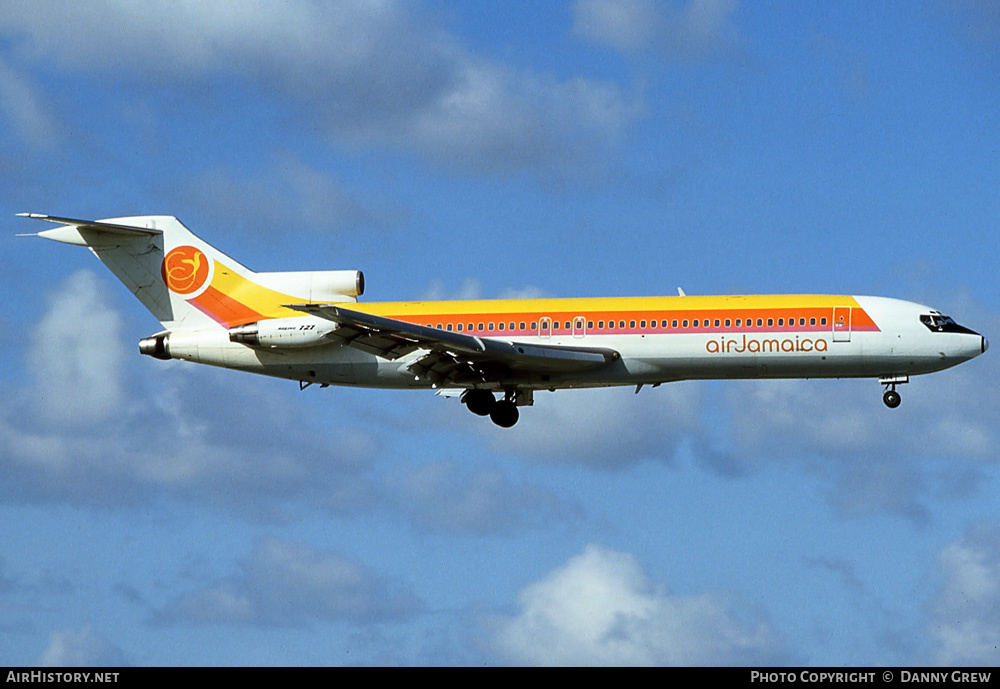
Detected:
[{"left": 879, "top": 376, "right": 908, "bottom": 409}]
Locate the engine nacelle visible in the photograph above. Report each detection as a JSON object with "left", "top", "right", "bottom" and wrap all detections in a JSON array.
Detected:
[
  {"left": 228, "top": 316, "right": 339, "bottom": 348},
  {"left": 253, "top": 270, "right": 364, "bottom": 301}
]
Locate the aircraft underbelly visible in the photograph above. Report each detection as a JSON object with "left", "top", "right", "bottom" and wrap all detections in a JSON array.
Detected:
[{"left": 166, "top": 328, "right": 973, "bottom": 391}]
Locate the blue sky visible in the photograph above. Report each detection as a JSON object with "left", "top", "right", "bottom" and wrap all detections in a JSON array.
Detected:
[{"left": 1, "top": 0, "right": 998, "bottom": 666}]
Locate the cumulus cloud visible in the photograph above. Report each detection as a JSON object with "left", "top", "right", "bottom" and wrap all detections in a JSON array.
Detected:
[
  {"left": 487, "top": 384, "right": 702, "bottom": 469},
  {"left": 158, "top": 538, "right": 420, "bottom": 626},
  {"left": 0, "top": 270, "right": 381, "bottom": 516},
  {"left": 26, "top": 270, "right": 126, "bottom": 427},
  {"left": 1, "top": 0, "right": 641, "bottom": 175},
  {"left": 36, "top": 625, "right": 127, "bottom": 667},
  {"left": 0, "top": 54, "right": 58, "bottom": 148},
  {"left": 721, "top": 339, "right": 999, "bottom": 517},
  {"left": 492, "top": 544, "right": 784, "bottom": 665},
  {"left": 573, "top": 0, "right": 741, "bottom": 59},
  {"left": 929, "top": 525, "right": 1000, "bottom": 666}
]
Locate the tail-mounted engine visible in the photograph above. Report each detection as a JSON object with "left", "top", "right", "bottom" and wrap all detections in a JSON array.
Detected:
[{"left": 138, "top": 332, "right": 170, "bottom": 360}]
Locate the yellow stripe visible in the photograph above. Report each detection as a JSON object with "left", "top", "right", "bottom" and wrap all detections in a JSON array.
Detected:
[
  {"left": 209, "top": 263, "right": 308, "bottom": 319},
  {"left": 353, "top": 294, "right": 863, "bottom": 318}
]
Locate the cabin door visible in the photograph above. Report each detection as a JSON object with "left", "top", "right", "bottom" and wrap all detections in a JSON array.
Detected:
[{"left": 832, "top": 306, "right": 852, "bottom": 342}]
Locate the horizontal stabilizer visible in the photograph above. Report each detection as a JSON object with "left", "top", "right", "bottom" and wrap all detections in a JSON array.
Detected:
[{"left": 18, "top": 213, "right": 163, "bottom": 238}]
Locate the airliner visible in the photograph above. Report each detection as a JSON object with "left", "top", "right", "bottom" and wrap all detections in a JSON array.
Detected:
[{"left": 20, "top": 213, "right": 988, "bottom": 428}]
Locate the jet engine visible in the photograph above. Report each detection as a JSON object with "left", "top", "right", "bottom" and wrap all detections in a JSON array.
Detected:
[{"left": 228, "top": 316, "right": 339, "bottom": 348}]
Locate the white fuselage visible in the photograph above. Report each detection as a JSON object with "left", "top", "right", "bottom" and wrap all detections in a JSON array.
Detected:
[{"left": 163, "top": 295, "right": 987, "bottom": 391}]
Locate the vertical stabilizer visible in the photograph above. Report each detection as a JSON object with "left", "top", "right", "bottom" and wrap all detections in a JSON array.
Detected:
[{"left": 21, "top": 213, "right": 252, "bottom": 330}]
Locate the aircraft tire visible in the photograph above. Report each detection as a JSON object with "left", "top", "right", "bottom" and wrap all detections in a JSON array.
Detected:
[
  {"left": 883, "top": 390, "right": 901, "bottom": 409},
  {"left": 464, "top": 389, "right": 496, "bottom": 416},
  {"left": 490, "top": 401, "right": 519, "bottom": 428}
]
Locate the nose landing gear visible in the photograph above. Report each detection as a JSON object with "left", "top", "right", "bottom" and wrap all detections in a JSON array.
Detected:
[
  {"left": 883, "top": 388, "right": 901, "bottom": 408},
  {"left": 879, "top": 375, "right": 908, "bottom": 409}
]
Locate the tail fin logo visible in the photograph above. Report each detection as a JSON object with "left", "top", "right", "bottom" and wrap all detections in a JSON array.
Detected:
[{"left": 162, "top": 246, "right": 212, "bottom": 296}]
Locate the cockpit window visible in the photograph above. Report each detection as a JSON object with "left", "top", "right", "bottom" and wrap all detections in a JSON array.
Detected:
[{"left": 920, "top": 314, "right": 978, "bottom": 335}]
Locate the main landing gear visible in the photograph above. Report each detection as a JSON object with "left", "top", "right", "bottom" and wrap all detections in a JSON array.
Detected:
[
  {"left": 461, "top": 389, "right": 526, "bottom": 428},
  {"left": 879, "top": 375, "right": 908, "bottom": 409}
]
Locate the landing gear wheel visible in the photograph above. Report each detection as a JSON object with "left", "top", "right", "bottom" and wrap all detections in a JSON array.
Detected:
[
  {"left": 463, "top": 389, "right": 496, "bottom": 416},
  {"left": 490, "top": 400, "right": 519, "bottom": 428},
  {"left": 883, "top": 389, "right": 901, "bottom": 409}
]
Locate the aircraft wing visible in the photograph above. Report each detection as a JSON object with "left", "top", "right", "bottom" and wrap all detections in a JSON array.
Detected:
[{"left": 287, "top": 303, "right": 620, "bottom": 386}]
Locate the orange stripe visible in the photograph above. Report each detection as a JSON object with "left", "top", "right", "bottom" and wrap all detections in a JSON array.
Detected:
[{"left": 191, "top": 286, "right": 265, "bottom": 327}]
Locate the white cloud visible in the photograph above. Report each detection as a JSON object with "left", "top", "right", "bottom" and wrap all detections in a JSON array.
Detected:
[
  {"left": 0, "top": 271, "right": 381, "bottom": 515},
  {"left": 488, "top": 384, "right": 702, "bottom": 469},
  {"left": 929, "top": 525, "right": 1000, "bottom": 666},
  {"left": 573, "top": 0, "right": 660, "bottom": 52},
  {"left": 0, "top": 54, "right": 58, "bottom": 148},
  {"left": 26, "top": 270, "right": 126, "bottom": 427},
  {"left": 573, "top": 0, "right": 741, "bottom": 60},
  {"left": 36, "top": 625, "right": 127, "bottom": 667},
  {"left": 1, "top": 0, "right": 641, "bottom": 175},
  {"left": 722, "top": 348, "right": 1000, "bottom": 516},
  {"left": 492, "top": 544, "right": 783, "bottom": 665},
  {"left": 159, "top": 538, "right": 420, "bottom": 626},
  {"left": 183, "top": 153, "right": 409, "bottom": 236}
]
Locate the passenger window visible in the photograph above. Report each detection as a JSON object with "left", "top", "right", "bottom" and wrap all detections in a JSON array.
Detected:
[
  {"left": 478, "top": 323, "right": 484, "bottom": 331},
  {"left": 619, "top": 320, "right": 625, "bottom": 328},
  {"left": 630, "top": 320, "right": 636, "bottom": 329},
  {"left": 447, "top": 324, "right": 453, "bottom": 331},
  {"left": 671, "top": 319, "right": 678, "bottom": 328},
  {"left": 587, "top": 321, "right": 594, "bottom": 329},
  {"left": 457, "top": 324, "right": 463, "bottom": 331},
  {"left": 767, "top": 318, "right": 774, "bottom": 327},
  {"left": 736, "top": 319, "right": 741, "bottom": 327},
  {"left": 565, "top": 321, "right": 571, "bottom": 330},
  {"left": 488, "top": 323, "right": 494, "bottom": 331},
  {"left": 498, "top": 322, "right": 505, "bottom": 330},
  {"left": 714, "top": 319, "right": 721, "bottom": 327},
  {"left": 757, "top": 319, "right": 763, "bottom": 326},
  {"left": 608, "top": 321, "right": 615, "bottom": 329},
  {"left": 810, "top": 318, "right": 816, "bottom": 326},
  {"left": 778, "top": 318, "right": 784, "bottom": 326},
  {"left": 598, "top": 321, "right": 605, "bottom": 329},
  {"left": 682, "top": 320, "right": 689, "bottom": 328},
  {"left": 821, "top": 317, "right": 828, "bottom": 326},
  {"left": 725, "top": 319, "right": 731, "bottom": 327},
  {"left": 519, "top": 322, "right": 526, "bottom": 330},
  {"left": 530, "top": 322, "right": 537, "bottom": 330},
  {"left": 640, "top": 320, "right": 647, "bottom": 328},
  {"left": 510, "top": 322, "right": 515, "bottom": 330}
]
